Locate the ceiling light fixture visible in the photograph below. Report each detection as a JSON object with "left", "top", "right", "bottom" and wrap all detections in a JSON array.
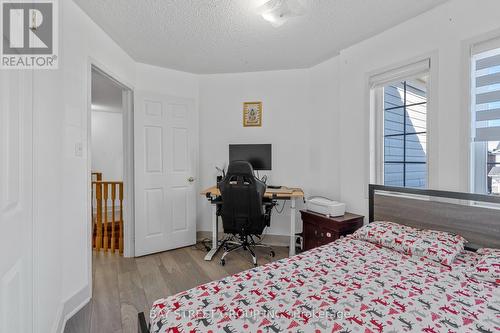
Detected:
[{"left": 257, "top": 0, "right": 305, "bottom": 27}]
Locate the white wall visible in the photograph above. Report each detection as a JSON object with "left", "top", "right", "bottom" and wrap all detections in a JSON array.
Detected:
[
  {"left": 198, "top": 70, "right": 310, "bottom": 235},
  {"left": 32, "top": 1, "right": 200, "bottom": 332},
  {"left": 336, "top": 0, "right": 500, "bottom": 217},
  {"left": 57, "top": 1, "right": 137, "bottom": 331},
  {"left": 33, "top": 56, "right": 64, "bottom": 333},
  {"left": 135, "top": 62, "right": 199, "bottom": 99},
  {"left": 91, "top": 111, "right": 124, "bottom": 181},
  {"left": 307, "top": 56, "right": 341, "bottom": 199},
  {"left": 198, "top": 66, "right": 342, "bottom": 236}
]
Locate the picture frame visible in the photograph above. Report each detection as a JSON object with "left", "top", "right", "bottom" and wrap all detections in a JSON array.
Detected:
[{"left": 243, "top": 101, "right": 262, "bottom": 127}]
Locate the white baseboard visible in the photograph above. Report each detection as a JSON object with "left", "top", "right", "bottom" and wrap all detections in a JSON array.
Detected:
[
  {"left": 54, "top": 285, "right": 91, "bottom": 333},
  {"left": 196, "top": 231, "right": 289, "bottom": 247}
]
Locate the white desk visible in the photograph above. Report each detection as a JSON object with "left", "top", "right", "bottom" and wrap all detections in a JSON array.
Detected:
[{"left": 201, "top": 186, "right": 305, "bottom": 260}]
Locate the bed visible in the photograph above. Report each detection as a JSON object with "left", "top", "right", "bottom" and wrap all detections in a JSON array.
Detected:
[{"left": 139, "top": 185, "right": 500, "bottom": 333}]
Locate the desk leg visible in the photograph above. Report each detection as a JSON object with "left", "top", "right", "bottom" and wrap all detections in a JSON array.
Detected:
[
  {"left": 289, "top": 198, "right": 296, "bottom": 257},
  {"left": 204, "top": 205, "right": 220, "bottom": 261}
]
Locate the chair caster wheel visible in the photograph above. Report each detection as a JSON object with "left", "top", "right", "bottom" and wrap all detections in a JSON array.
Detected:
[
  {"left": 270, "top": 250, "right": 275, "bottom": 258},
  {"left": 220, "top": 259, "right": 225, "bottom": 266}
]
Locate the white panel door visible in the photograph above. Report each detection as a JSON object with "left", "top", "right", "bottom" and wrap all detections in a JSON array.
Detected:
[
  {"left": 134, "top": 92, "right": 197, "bottom": 256},
  {"left": 0, "top": 71, "right": 34, "bottom": 333}
]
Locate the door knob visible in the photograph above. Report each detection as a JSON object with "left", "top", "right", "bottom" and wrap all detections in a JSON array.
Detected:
[{"left": 188, "top": 177, "right": 195, "bottom": 183}]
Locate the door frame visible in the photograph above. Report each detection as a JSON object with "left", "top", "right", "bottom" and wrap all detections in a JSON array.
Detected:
[{"left": 86, "top": 58, "right": 136, "bottom": 266}]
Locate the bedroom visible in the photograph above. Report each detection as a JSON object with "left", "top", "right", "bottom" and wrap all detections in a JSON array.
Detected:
[{"left": 0, "top": 0, "right": 499, "bottom": 332}]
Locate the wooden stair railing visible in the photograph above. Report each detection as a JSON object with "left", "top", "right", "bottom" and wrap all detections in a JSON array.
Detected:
[
  {"left": 92, "top": 180, "right": 124, "bottom": 254},
  {"left": 91, "top": 172, "right": 102, "bottom": 181}
]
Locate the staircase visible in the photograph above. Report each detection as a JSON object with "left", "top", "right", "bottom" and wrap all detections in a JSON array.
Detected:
[{"left": 92, "top": 172, "right": 124, "bottom": 254}]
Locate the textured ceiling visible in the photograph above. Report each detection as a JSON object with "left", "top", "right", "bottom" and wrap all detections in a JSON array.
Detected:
[
  {"left": 75, "top": 0, "right": 449, "bottom": 74},
  {"left": 92, "top": 69, "right": 123, "bottom": 112}
]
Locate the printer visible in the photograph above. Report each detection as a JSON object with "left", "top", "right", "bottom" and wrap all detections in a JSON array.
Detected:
[{"left": 306, "top": 196, "right": 346, "bottom": 217}]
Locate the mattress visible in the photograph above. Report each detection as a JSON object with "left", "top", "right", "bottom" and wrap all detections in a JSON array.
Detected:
[{"left": 149, "top": 237, "right": 499, "bottom": 333}]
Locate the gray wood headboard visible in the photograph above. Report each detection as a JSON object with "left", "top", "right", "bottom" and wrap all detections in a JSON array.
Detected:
[{"left": 368, "top": 184, "right": 500, "bottom": 249}]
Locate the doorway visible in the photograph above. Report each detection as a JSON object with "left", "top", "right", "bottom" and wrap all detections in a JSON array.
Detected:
[{"left": 89, "top": 65, "right": 134, "bottom": 258}]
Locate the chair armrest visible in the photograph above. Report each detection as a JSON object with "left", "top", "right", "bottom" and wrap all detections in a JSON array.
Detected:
[
  {"left": 263, "top": 199, "right": 276, "bottom": 227},
  {"left": 206, "top": 193, "right": 223, "bottom": 204},
  {"left": 263, "top": 200, "right": 277, "bottom": 211},
  {"left": 263, "top": 197, "right": 277, "bottom": 206}
]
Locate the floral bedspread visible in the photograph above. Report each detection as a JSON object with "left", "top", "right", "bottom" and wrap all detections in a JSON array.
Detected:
[{"left": 149, "top": 237, "right": 499, "bottom": 333}]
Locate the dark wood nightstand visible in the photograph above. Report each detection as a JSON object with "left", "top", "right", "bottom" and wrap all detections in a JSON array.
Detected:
[{"left": 300, "top": 210, "right": 364, "bottom": 251}]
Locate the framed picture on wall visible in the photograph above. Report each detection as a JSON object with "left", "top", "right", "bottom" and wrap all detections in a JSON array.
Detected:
[{"left": 243, "top": 102, "right": 262, "bottom": 127}]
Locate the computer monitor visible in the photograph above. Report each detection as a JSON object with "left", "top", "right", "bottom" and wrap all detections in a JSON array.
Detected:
[{"left": 229, "top": 144, "right": 272, "bottom": 171}]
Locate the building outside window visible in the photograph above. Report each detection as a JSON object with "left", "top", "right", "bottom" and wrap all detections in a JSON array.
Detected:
[
  {"left": 471, "top": 41, "right": 500, "bottom": 195},
  {"left": 370, "top": 59, "right": 430, "bottom": 189},
  {"left": 383, "top": 78, "right": 428, "bottom": 188}
]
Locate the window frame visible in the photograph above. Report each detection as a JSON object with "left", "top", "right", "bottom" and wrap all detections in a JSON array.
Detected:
[
  {"left": 372, "top": 70, "right": 431, "bottom": 188},
  {"left": 469, "top": 37, "right": 500, "bottom": 195}
]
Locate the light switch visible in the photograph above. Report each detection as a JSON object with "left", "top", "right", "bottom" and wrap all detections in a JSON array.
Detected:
[{"left": 75, "top": 142, "right": 83, "bottom": 157}]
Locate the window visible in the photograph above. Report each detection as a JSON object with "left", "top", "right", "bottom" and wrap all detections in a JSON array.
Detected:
[
  {"left": 383, "top": 79, "right": 428, "bottom": 188},
  {"left": 471, "top": 40, "right": 500, "bottom": 195},
  {"left": 370, "top": 59, "right": 430, "bottom": 188}
]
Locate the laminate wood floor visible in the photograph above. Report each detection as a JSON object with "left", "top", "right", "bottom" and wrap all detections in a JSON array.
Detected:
[{"left": 66, "top": 244, "right": 288, "bottom": 333}]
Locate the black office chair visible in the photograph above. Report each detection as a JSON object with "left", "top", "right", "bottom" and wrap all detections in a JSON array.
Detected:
[{"left": 218, "top": 161, "right": 276, "bottom": 266}]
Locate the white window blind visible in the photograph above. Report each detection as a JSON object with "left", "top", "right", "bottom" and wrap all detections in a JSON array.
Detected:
[
  {"left": 472, "top": 37, "right": 500, "bottom": 142},
  {"left": 370, "top": 59, "right": 430, "bottom": 88}
]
